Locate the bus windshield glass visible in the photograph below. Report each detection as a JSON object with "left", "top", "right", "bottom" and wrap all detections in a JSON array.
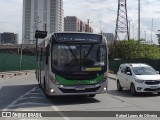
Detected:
[{"left": 52, "top": 44, "right": 107, "bottom": 73}]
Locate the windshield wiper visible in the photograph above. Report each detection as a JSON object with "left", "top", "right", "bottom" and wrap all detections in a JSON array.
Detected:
[
  {"left": 83, "top": 44, "right": 94, "bottom": 60},
  {"left": 67, "top": 45, "right": 77, "bottom": 60}
]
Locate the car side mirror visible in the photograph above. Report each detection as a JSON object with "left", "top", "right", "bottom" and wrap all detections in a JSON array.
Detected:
[
  {"left": 126, "top": 72, "right": 132, "bottom": 75},
  {"left": 157, "top": 71, "right": 159, "bottom": 74}
]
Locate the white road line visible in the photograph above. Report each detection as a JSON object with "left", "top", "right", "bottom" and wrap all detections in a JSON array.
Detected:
[
  {"left": 19, "top": 97, "right": 44, "bottom": 100},
  {"left": 26, "top": 93, "right": 42, "bottom": 95},
  {"left": 8, "top": 102, "right": 51, "bottom": 108},
  {"left": 39, "top": 90, "right": 71, "bottom": 120},
  {"left": 2, "top": 86, "right": 38, "bottom": 111}
]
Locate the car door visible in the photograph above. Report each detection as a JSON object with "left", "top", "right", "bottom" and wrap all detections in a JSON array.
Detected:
[
  {"left": 124, "top": 67, "right": 133, "bottom": 89},
  {"left": 118, "top": 66, "right": 126, "bottom": 87}
]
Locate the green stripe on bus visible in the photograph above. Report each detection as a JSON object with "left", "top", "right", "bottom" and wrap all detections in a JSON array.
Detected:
[{"left": 55, "top": 74, "right": 104, "bottom": 85}]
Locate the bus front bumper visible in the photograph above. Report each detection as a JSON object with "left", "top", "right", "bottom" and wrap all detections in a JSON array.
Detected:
[{"left": 47, "top": 81, "right": 108, "bottom": 96}]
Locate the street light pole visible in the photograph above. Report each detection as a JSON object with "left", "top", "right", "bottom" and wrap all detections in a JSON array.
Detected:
[
  {"left": 128, "top": 20, "right": 132, "bottom": 39},
  {"left": 138, "top": 0, "right": 141, "bottom": 41},
  {"left": 133, "top": 25, "right": 135, "bottom": 40},
  {"left": 151, "top": 18, "right": 153, "bottom": 42}
]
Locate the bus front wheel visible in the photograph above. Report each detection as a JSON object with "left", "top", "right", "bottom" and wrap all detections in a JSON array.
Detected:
[
  {"left": 43, "top": 79, "right": 52, "bottom": 98},
  {"left": 87, "top": 94, "right": 96, "bottom": 97}
]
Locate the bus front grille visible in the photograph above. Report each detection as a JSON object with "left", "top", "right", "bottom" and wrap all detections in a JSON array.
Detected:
[
  {"left": 59, "top": 87, "right": 101, "bottom": 93},
  {"left": 60, "top": 74, "right": 98, "bottom": 80}
]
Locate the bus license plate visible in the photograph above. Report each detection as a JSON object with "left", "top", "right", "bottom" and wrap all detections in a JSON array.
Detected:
[{"left": 76, "top": 87, "right": 85, "bottom": 90}]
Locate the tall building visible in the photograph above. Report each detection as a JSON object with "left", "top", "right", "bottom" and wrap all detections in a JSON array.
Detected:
[
  {"left": 0, "top": 32, "right": 18, "bottom": 44},
  {"left": 64, "top": 16, "right": 93, "bottom": 33},
  {"left": 64, "top": 16, "right": 81, "bottom": 32},
  {"left": 22, "top": 0, "right": 64, "bottom": 44}
]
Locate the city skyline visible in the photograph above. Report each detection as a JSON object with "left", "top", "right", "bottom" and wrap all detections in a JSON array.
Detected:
[
  {"left": 22, "top": 0, "right": 64, "bottom": 44},
  {"left": 0, "top": 0, "right": 160, "bottom": 44}
]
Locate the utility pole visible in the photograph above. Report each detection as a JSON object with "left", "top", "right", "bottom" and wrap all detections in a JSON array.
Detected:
[
  {"left": 87, "top": 19, "right": 90, "bottom": 32},
  {"left": 151, "top": 18, "right": 153, "bottom": 42},
  {"left": 133, "top": 25, "right": 135, "bottom": 40},
  {"left": 144, "top": 31, "right": 146, "bottom": 40},
  {"left": 44, "top": 23, "right": 47, "bottom": 31},
  {"left": 128, "top": 20, "right": 132, "bottom": 39},
  {"left": 138, "top": 0, "right": 141, "bottom": 41},
  {"left": 100, "top": 20, "right": 102, "bottom": 33}
]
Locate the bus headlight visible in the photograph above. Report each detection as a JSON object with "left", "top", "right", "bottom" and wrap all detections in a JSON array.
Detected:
[
  {"left": 104, "top": 87, "right": 107, "bottom": 91},
  {"left": 49, "top": 75, "right": 60, "bottom": 84},
  {"left": 50, "top": 88, "right": 55, "bottom": 93}
]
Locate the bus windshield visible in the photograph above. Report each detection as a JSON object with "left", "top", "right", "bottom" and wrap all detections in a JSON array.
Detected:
[{"left": 52, "top": 44, "right": 107, "bottom": 73}]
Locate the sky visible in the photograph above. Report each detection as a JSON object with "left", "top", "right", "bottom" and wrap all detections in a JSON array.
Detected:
[{"left": 0, "top": 0, "right": 160, "bottom": 44}]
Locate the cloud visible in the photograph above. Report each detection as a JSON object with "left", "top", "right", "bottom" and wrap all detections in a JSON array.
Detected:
[
  {"left": 0, "top": 0, "right": 22, "bottom": 43},
  {"left": 64, "top": 0, "right": 160, "bottom": 44},
  {"left": 0, "top": 0, "right": 159, "bottom": 44}
]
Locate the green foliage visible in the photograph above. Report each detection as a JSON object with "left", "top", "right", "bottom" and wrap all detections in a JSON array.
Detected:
[
  {"left": 156, "top": 33, "right": 160, "bottom": 45},
  {"left": 109, "top": 40, "right": 160, "bottom": 59}
]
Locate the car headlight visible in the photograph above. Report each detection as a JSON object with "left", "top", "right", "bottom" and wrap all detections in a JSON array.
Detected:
[{"left": 134, "top": 78, "right": 144, "bottom": 83}]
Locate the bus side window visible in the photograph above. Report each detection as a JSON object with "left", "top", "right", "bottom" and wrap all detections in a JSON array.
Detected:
[{"left": 46, "top": 45, "right": 49, "bottom": 64}]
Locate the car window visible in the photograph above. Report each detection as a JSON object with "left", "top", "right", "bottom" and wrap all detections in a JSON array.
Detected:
[
  {"left": 120, "top": 66, "right": 126, "bottom": 73},
  {"left": 133, "top": 66, "right": 157, "bottom": 75}
]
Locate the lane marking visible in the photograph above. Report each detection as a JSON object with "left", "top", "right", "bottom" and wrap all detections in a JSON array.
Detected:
[
  {"left": 39, "top": 89, "right": 71, "bottom": 120},
  {"left": 8, "top": 102, "right": 51, "bottom": 108},
  {"left": 2, "top": 86, "right": 38, "bottom": 111},
  {"left": 19, "top": 97, "right": 44, "bottom": 100}
]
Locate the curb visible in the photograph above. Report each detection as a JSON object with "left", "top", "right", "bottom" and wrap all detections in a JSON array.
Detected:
[
  {"left": 0, "top": 70, "right": 35, "bottom": 78},
  {"left": 108, "top": 77, "right": 116, "bottom": 80}
]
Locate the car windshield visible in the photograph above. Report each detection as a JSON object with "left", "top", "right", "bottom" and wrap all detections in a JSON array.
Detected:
[
  {"left": 52, "top": 44, "right": 107, "bottom": 73},
  {"left": 133, "top": 66, "right": 157, "bottom": 75}
]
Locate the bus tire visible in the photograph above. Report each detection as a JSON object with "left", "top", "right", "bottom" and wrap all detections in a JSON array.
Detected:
[
  {"left": 44, "top": 79, "right": 51, "bottom": 99},
  {"left": 39, "top": 78, "right": 42, "bottom": 88},
  {"left": 88, "top": 94, "right": 96, "bottom": 97}
]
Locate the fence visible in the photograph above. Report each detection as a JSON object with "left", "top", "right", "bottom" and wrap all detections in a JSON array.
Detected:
[
  {"left": 0, "top": 52, "right": 159, "bottom": 73},
  {"left": 0, "top": 52, "right": 36, "bottom": 72},
  {"left": 109, "top": 59, "right": 160, "bottom": 73}
]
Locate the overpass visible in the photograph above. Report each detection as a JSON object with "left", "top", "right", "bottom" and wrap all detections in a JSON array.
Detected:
[{"left": 0, "top": 44, "right": 36, "bottom": 55}]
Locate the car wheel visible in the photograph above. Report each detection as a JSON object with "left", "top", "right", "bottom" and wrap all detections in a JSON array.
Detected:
[
  {"left": 130, "top": 83, "right": 137, "bottom": 96},
  {"left": 117, "top": 80, "right": 122, "bottom": 91}
]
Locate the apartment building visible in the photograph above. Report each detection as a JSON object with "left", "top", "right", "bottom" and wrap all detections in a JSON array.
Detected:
[{"left": 22, "top": 0, "right": 64, "bottom": 44}]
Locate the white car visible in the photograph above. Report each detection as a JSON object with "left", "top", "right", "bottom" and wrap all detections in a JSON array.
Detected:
[{"left": 116, "top": 63, "right": 160, "bottom": 95}]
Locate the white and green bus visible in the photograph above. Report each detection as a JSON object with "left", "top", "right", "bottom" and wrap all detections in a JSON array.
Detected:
[{"left": 36, "top": 32, "right": 108, "bottom": 97}]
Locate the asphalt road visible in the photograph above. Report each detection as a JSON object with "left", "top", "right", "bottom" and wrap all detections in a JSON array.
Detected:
[{"left": 0, "top": 74, "right": 160, "bottom": 120}]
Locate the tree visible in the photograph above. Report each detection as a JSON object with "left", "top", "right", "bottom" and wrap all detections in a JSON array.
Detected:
[{"left": 108, "top": 40, "right": 160, "bottom": 59}]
